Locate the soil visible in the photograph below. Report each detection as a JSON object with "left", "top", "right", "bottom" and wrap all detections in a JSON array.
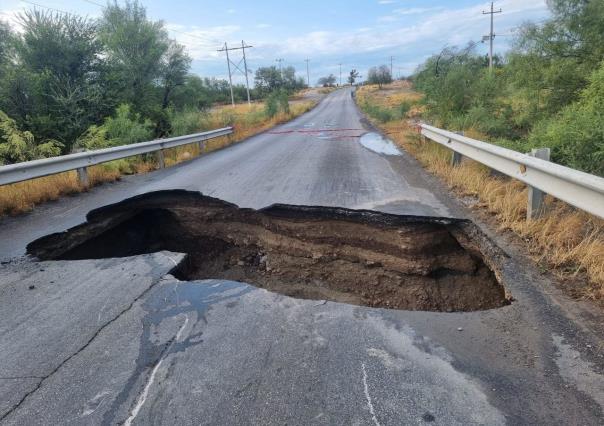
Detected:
[{"left": 27, "top": 190, "right": 511, "bottom": 312}]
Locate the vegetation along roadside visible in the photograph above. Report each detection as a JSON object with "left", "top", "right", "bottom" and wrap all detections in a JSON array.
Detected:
[
  {"left": 0, "top": 1, "right": 315, "bottom": 216},
  {"left": 356, "top": 80, "right": 604, "bottom": 303}
]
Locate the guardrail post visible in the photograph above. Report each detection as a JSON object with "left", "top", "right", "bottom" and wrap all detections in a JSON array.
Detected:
[
  {"left": 156, "top": 149, "right": 165, "bottom": 169},
  {"left": 76, "top": 167, "right": 89, "bottom": 187},
  {"left": 197, "top": 141, "right": 204, "bottom": 153},
  {"left": 451, "top": 131, "right": 464, "bottom": 166},
  {"left": 527, "top": 148, "right": 551, "bottom": 220}
]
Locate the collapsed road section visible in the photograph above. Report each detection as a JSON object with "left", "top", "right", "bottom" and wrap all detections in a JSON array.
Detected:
[{"left": 27, "top": 190, "right": 511, "bottom": 312}]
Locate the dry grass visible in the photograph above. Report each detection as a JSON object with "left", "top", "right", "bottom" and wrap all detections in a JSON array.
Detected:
[
  {"left": 0, "top": 164, "right": 122, "bottom": 216},
  {"left": 0, "top": 98, "right": 317, "bottom": 217},
  {"left": 358, "top": 83, "right": 604, "bottom": 301}
]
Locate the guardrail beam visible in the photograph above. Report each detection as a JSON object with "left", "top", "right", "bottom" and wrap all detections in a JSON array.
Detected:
[
  {"left": 0, "top": 127, "right": 233, "bottom": 187},
  {"left": 420, "top": 124, "right": 604, "bottom": 220}
]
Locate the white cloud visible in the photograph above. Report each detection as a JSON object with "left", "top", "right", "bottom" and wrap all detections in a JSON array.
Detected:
[
  {"left": 377, "top": 15, "right": 397, "bottom": 23},
  {"left": 270, "top": 0, "right": 548, "bottom": 57},
  {"left": 393, "top": 7, "right": 443, "bottom": 16},
  {"left": 378, "top": 0, "right": 397, "bottom": 4},
  {"left": 256, "top": 23, "right": 271, "bottom": 29},
  {"left": 166, "top": 24, "right": 240, "bottom": 60}
]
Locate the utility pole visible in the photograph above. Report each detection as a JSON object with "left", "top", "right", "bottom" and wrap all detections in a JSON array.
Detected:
[
  {"left": 338, "top": 63, "right": 342, "bottom": 86},
  {"left": 218, "top": 42, "right": 254, "bottom": 106},
  {"left": 483, "top": 2, "right": 502, "bottom": 71},
  {"left": 390, "top": 56, "right": 394, "bottom": 78},
  {"left": 276, "top": 58, "right": 284, "bottom": 78},
  {"left": 241, "top": 40, "right": 251, "bottom": 105},
  {"left": 305, "top": 58, "right": 310, "bottom": 87},
  {"left": 219, "top": 42, "right": 235, "bottom": 106}
]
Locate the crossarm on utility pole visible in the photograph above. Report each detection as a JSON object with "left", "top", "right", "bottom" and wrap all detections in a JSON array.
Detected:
[{"left": 482, "top": 2, "right": 502, "bottom": 71}]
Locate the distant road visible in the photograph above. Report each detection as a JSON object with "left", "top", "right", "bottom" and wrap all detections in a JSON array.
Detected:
[{"left": 0, "top": 88, "right": 602, "bottom": 425}]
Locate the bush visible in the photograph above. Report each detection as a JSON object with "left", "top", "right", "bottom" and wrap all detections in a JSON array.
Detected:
[
  {"left": 104, "top": 104, "right": 153, "bottom": 146},
  {"left": 529, "top": 64, "right": 604, "bottom": 176},
  {"left": 265, "top": 89, "right": 289, "bottom": 118},
  {"left": 361, "top": 102, "right": 394, "bottom": 123},
  {"left": 76, "top": 104, "right": 153, "bottom": 150},
  {"left": 398, "top": 100, "right": 413, "bottom": 117},
  {"left": 169, "top": 107, "right": 201, "bottom": 136},
  {"left": 0, "top": 110, "right": 62, "bottom": 164}
]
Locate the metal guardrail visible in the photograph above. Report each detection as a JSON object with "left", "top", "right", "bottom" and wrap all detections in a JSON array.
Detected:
[
  {"left": 0, "top": 127, "right": 233, "bottom": 187},
  {"left": 420, "top": 123, "right": 604, "bottom": 220}
]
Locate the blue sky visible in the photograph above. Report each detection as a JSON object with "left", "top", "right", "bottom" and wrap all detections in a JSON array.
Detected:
[{"left": 1, "top": 0, "right": 551, "bottom": 85}]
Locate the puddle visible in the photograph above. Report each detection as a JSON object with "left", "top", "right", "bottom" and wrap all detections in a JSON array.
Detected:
[
  {"left": 359, "top": 132, "right": 402, "bottom": 156},
  {"left": 28, "top": 190, "right": 511, "bottom": 312}
]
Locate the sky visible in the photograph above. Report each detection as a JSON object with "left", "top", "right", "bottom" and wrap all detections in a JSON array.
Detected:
[{"left": 1, "top": 0, "right": 551, "bottom": 86}]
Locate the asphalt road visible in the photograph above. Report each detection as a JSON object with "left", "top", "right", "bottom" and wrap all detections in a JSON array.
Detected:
[{"left": 0, "top": 88, "right": 603, "bottom": 425}]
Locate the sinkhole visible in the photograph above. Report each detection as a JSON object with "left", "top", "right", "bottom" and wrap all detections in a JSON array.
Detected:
[{"left": 27, "top": 190, "right": 511, "bottom": 312}]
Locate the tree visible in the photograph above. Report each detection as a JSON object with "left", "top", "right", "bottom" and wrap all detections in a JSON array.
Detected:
[
  {"left": 160, "top": 42, "right": 191, "bottom": 109},
  {"left": 367, "top": 65, "right": 392, "bottom": 88},
  {"left": 407, "top": 0, "right": 604, "bottom": 174},
  {"left": 0, "top": 21, "right": 18, "bottom": 116},
  {"left": 99, "top": 0, "right": 169, "bottom": 117},
  {"left": 4, "top": 10, "right": 104, "bottom": 152},
  {"left": 317, "top": 74, "right": 336, "bottom": 87},
  {"left": 254, "top": 66, "right": 283, "bottom": 96},
  {"left": 347, "top": 69, "right": 360, "bottom": 85},
  {"left": 0, "top": 21, "right": 14, "bottom": 73},
  {"left": 280, "top": 66, "right": 306, "bottom": 91},
  {"left": 254, "top": 65, "right": 305, "bottom": 96}
]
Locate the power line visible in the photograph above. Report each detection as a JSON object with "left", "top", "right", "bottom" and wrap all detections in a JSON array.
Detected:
[
  {"left": 81, "top": 0, "right": 104, "bottom": 7},
  {"left": 79, "top": 0, "right": 222, "bottom": 45},
  {"left": 218, "top": 41, "right": 253, "bottom": 106},
  {"left": 19, "top": 0, "right": 76, "bottom": 16},
  {"left": 165, "top": 27, "right": 222, "bottom": 45},
  {"left": 483, "top": 1, "right": 502, "bottom": 71},
  {"left": 389, "top": 56, "right": 394, "bottom": 78}
]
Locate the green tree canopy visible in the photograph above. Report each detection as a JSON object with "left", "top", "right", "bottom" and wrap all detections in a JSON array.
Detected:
[{"left": 367, "top": 65, "right": 392, "bottom": 88}]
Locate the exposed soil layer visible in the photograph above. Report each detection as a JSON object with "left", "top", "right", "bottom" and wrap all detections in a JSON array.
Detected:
[{"left": 27, "top": 190, "right": 511, "bottom": 312}]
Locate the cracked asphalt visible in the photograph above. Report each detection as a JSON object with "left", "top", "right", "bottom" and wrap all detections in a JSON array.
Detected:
[{"left": 0, "top": 88, "right": 603, "bottom": 425}]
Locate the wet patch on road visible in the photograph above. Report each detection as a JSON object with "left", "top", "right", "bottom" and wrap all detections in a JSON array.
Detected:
[
  {"left": 102, "top": 279, "right": 251, "bottom": 425},
  {"left": 27, "top": 190, "right": 511, "bottom": 312},
  {"left": 359, "top": 132, "right": 402, "bottom": 156}
]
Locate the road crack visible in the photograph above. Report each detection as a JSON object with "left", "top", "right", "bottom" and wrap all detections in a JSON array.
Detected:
[{"left": 0, "top": 271, "right": 171, "bottom": 422}]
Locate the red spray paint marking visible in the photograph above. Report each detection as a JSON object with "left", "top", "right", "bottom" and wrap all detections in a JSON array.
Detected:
[{"left": 267, "top": 128, "right": 365, "bottom": 135}]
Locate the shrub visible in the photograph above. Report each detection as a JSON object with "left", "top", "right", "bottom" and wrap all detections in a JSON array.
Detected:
[
  {"left": 361, "top": 102, "right": 394, "bottom": 123},
  {"left": 529, "top": 64, "right": 604, "bottom": 176},
  {"left": 0, "top": 110, "right": 62, "bottom": 164},
  {"left": 104, "top": 104, "right": 153, "bottom": 146},
  {"left": 169, "top": 107, "right": 201, "bottom": 136},
  {"left": 265, "top": 89, "right": 289, "bottom": 118},
  {"left": 76, "top": 104, "right": 153, "bottom": 150}
]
